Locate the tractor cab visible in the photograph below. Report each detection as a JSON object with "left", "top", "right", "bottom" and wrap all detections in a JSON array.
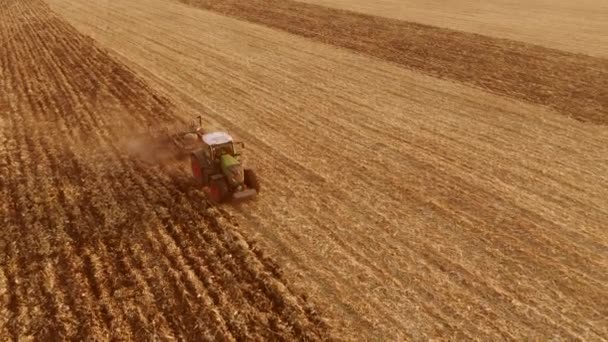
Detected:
[{"left": 200, "top": 131, "right": 243, "bottom": 162}]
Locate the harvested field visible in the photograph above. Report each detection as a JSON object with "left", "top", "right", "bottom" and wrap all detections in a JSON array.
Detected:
[
  {"left": 299, "top": 0, "right": 608, "bottom": 58},
  {"left": 46, "top": 0, "right": 608, "bottom": 340},
  {"left": 176, "top": 0, "right": 608, "bottom": 125},
  {"left": 0, "top": 0, "right": 332, "bottom": 340},
  {"left": 2, "top": 0, "right": 608, "bottom": 340}
]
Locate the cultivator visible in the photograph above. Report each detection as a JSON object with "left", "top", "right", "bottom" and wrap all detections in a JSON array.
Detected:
[
  {"left": 148, "top": 115, "right": 259, "bottom": 203},
  {"left": 147, "top": 116, "right": 205, "bottom": 158}
]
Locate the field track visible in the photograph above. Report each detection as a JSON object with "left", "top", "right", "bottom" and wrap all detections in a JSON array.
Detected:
[
  {"left": 46, "top": 0, "right": 608, "bottom": 340},
  {"left": 0, "top": 1, "right": 332, "bottom": 340}
]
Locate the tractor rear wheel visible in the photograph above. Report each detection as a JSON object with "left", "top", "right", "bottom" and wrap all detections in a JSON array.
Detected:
[
  {"left": 244, "top": 169, "right": 260, "bottom": 193},
  {"left": 190, "top": 154, "right": 203, "bottom": 186},
  {"left": 207, "top": 178, "right": 229, "bottom": 203}
]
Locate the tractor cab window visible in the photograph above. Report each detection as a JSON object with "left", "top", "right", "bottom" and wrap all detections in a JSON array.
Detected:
[{"left": 212, "top": 143, "right": 233, "bottom": 159}]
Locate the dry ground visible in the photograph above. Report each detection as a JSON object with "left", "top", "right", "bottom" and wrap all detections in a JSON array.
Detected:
[
  {"left": 299, "top": 0, "right": 608, "bottom": 58},
  {"left": 45, "top": 0, "right": 608, "bottom": 340},
  {"left": 0, "top": 1, "right": 332, "bottom": 340}
]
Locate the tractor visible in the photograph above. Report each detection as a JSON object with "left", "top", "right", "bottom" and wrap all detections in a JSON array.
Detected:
[{"left": 149, "top": 116, "right": 260, "bottom": 203}]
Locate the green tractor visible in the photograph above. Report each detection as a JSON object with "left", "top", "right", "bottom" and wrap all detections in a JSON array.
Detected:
[
  {"left": 190, "top": 131, "right": 259, "bottom": 203},
  {"left": 149, "top": 116, "right": 260, "bottom": 203}
]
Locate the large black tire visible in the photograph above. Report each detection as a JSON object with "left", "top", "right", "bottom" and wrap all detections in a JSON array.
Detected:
[
  {"left": 244, "top": 169, "right": 260, "bottom": 193},
  {"left": 207, "top": 178, "right": 229, "bottom": 203}
]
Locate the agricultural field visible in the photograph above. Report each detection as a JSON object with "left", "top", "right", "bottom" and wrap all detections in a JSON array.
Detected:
[
  {"left": 0, "top": 1, "right": 330, "bottom": 340},
  {"left": 299, "top": 0, "right": 608, "bottom": 57},
  {"left": 2, "top": 0, "right": 608, "bottom": 340}
]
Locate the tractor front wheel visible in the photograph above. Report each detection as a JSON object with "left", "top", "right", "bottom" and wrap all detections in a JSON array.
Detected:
[{"left": 244, "top": 169, "right": 260, "bottom": 193}]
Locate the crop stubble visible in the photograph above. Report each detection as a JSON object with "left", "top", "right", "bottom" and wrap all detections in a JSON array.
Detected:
[
  {"left": 0, "top": 0, "right": 332, "bottom": 340},
  {"left": 298, "top": 0, "right": 608, "bottom": 58},
  {"left": 178, "top": 0, "right": 608, "bottom": 125},
  {"left": 47, "top": 0, "right": 608, "bottom": 340}
]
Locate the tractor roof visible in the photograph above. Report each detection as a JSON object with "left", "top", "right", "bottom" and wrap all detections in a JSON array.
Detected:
[{"left": 202, "top": 131, "right": 233, "bottom": 146}]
